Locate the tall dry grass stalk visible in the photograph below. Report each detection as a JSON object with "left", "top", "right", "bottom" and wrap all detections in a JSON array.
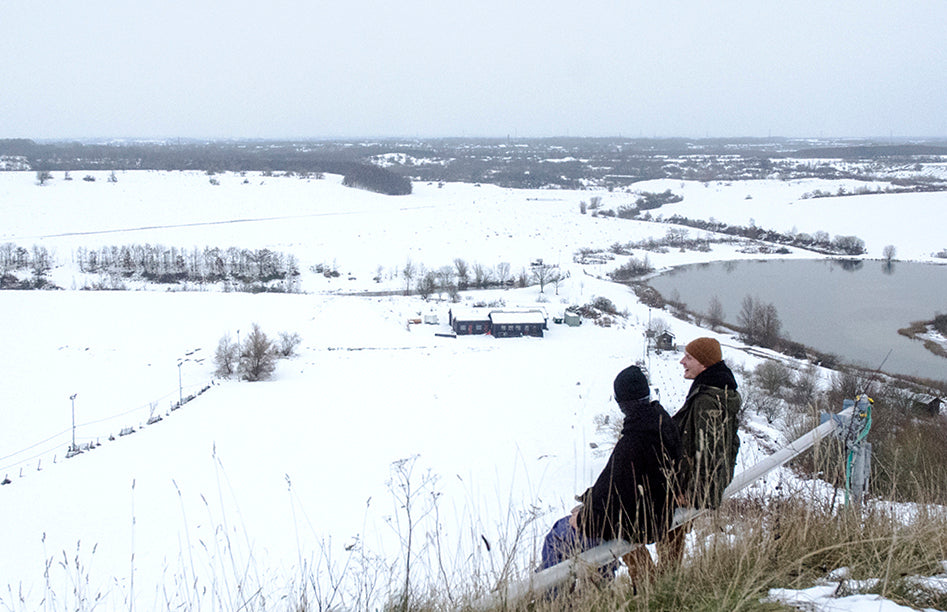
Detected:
[{"left": 7, "top": 410, "right": 947, "bottom": 611}]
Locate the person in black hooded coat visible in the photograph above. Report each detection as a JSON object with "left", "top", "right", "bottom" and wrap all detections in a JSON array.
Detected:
[{"left": 538, "top": 365, "right": 682, "bottom": 582}]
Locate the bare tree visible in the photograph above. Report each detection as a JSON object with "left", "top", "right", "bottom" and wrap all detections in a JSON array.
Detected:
[
  {"left": 883, "top": 244, "right": 897, "bottom": 263},
  {"left": 758, "top": 302, "right": 782, "bottom": 349},
  {"left": 435, "top": 266, "right": 455, "bottom": 300},
  {"left": 214, "top": 334, "right": 239, "bottom": 378},
  {"left": 416, "top": 270, "right": 437, "bottom": 301},
  {"left": 238, "top": 323, "right": 278, "bottom": 381},
  {"left": 530, "top": 263, "right": 561, "bottom": 294},
  {"left": 495, "top": 262, "right": 511, "bottom": 287},
  {"left": 647, "top": 316, "right": 670, "bottom": 337},
  {"left": 738, "top": 295, "right": 760, "bottom": 345},
  {"left": 402, "top": 260, "right": 416, "bottom": 295},
  {"left": 277, "top": 331, "right": 302, "bottom": 357},
  {"left": 707, "top": 295, "right": 725, "bottom": 330},
  {"left": 30, "top": 245, "right": 51, "bottom": 282},
  {"left": 738, "top": 295, "right": 782, "bottom": 349},
  {"left": 472, "top": 262, "right": 492, "bottom": 288},
  {"left": 552, "top": 268, "right": 568, "bottom": 295},
  {"left": 453, "top": 258, "right": 469, "bottom": 290}
]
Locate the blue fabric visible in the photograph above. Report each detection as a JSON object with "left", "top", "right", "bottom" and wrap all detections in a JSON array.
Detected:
[{"left": 538, "top": 515, "right": 618, "bottom": 576}]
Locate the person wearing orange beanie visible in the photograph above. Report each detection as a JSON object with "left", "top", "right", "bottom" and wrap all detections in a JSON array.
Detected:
[{"left": 658, "top": 337, "right": 742, "bottom": 571}]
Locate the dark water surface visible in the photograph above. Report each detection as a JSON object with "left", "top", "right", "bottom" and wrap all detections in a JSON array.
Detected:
[{"left": 647, "top": 259, "right": 947, "bottom": 382}]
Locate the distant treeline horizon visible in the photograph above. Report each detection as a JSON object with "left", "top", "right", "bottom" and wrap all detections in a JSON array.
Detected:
[{"left": 3, "top": 137, "right": 946, "bottom": 193}]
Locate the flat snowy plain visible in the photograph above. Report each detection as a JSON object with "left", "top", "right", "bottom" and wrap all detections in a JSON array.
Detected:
[{"left": 1, "top": 170, "right": 945, "bottom": 610}]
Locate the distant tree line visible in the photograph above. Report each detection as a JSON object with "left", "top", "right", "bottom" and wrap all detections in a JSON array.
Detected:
[
  {"left": 0, "top": 243, "right": 55, "bottom": 289},
  {"left": 791, "top": 144, "right": 947, "bottom": 159},
  {"left": 618, "top": 189, "right": 684, "bottom": 215},
  {"left": 7, "top": 137, "right": 947, "bottom": 193},
  {"left": 608, "top": 256, "right": 655, "bottom": 281},
  {"left": 623, "top": 213, "right": 867, "bottom": 256},
  {"left": 399, "top": 257, "right": 564, "bottom": 301},
  {"left": 74, "top": 244, "right": 300, "bottom": 291},
  {"left": 341, "top": 164, "right": 412, "bottom": 195},
  {"left": 1, "top": 139, "right": 412, "bottom": 195}
]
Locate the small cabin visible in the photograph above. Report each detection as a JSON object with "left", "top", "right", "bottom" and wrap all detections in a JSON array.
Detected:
[{"left": 656, "top": 331, "right": 676, "bottom": 351}]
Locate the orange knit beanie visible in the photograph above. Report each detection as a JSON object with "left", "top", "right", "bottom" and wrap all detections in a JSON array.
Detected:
[{"left": 685, "top": 337, "right": 722, "bottom": 367}]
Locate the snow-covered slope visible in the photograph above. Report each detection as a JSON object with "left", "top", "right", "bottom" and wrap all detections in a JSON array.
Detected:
[{"left": 0, "top": 170, "right": 944, "bottom": 609}]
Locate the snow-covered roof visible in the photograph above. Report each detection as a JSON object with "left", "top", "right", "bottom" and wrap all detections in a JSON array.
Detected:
[
  {"left": 450, "top": 307, "right": 491, "bottom": 322},
  {"left": 489, "top": 310, "right": 546, "bottom": 325}
]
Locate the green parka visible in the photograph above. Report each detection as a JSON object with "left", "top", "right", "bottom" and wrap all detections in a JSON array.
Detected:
[{"left": 672, "top": 360, "right": 742, "bottom": 509}]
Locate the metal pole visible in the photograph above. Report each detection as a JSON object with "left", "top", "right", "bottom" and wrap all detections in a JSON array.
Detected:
[
  {"left": 69, "top": 393, "right": 77, "bottom": 451},
  {"left": 178, "top": 361, "right": 183, "bottom": 406}
]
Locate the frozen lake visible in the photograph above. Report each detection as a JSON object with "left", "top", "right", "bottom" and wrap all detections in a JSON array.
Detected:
[{"left": 647, "top": 258, "right": 947, "bottom": 382}]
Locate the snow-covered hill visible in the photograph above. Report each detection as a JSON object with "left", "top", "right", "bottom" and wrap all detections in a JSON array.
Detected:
[{"left": 1, "top": 170, "right": 945, "bottom": 609}]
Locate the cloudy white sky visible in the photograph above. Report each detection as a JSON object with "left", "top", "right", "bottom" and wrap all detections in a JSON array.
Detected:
[{"left": 2, "top": 0, "right": 945, "bottom": 140}]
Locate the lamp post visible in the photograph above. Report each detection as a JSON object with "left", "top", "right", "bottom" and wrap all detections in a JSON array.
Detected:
[{"left": 69, "top": 393, "right": 78, "bottom": 452}]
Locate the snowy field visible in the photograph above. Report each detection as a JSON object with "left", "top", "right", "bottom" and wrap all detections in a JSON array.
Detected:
[{"left": 1, "top": 170, "right": 946, "bottom": 609}]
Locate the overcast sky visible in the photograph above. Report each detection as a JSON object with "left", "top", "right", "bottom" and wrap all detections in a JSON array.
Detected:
[{"left": 2, "top": 0, "right": 945, "bottom": 140}]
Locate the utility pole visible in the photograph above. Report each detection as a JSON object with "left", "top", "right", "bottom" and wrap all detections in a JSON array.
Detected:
[{"left": 69, "top": 393, "right": 78, "bottom": 454}]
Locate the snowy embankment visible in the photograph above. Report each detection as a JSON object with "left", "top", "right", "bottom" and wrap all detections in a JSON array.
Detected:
[{"left": 1, "top": 170, "right": 945, "bottom": 609}]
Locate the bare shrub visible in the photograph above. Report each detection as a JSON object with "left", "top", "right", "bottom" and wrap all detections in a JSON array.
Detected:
[
  {"left": 754, "top": 360, "right": 793, "bottom": 396},
  {"left": 278, "top": 331, "right": 302, "bottom": 357},
  {"left": 214, "top": 334, "right": 238, "bottom": 378},
  {"left": 237, "top": 323, "right": 278, "bottom": 382}
]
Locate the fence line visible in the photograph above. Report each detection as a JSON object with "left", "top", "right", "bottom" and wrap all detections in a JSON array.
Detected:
[{"left": 0, "top": 380, "right": 213, "bottom": 481}]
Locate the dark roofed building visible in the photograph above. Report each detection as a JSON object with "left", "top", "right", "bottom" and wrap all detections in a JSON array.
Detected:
[
  {"left": 489, "top": 309, "right": 547, "bottom": 338},
  {"left": 450, "top": 307, "right": 492, "bottom": 335}
]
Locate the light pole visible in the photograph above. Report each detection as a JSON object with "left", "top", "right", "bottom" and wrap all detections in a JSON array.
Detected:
[{"left": 69, "top": 393, "right": 78, "bottom": 452}]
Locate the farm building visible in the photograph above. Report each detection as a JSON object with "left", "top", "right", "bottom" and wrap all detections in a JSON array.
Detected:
[
  {"left": 449, "top": 308, "right": 492, "bottom": 335},
  {"left": 490, "top": 310, "right": 547, "bottom": 338},
  {"left": 448, "top": 307, "right": 548, "bottom": 338}
]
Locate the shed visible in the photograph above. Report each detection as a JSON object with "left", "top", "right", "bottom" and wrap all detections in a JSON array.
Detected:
[
  {"left": 656, "top": 331, "right": 676, "bottom": 351},
  {"left": 564, "top": 311, "right": 582, "bottom": 327},
  {"left": 914, "top": 394, "right": 944, "bottom": 416}
]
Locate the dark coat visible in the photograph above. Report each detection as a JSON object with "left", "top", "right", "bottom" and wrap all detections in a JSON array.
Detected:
[
  {"left": 576, "top": 399, "right": 682, "bottom": 544},
  {"left": 673, "top": 360, "right": 742, "bottom": 509}
]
